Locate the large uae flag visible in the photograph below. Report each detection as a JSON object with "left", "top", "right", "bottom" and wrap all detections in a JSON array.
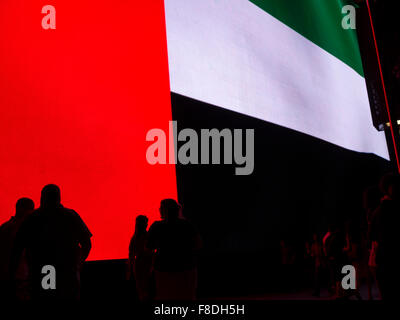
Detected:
[
  {"left": 0, "top": 0, "right": 389, "bottom": 261},
  {"left": 165, "top": 0, "right": 388, "bottom": 159}
]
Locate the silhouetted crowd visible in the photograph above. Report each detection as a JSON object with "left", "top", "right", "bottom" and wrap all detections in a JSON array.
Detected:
[
  {"left": 0, "top": 173, "right": 398, "bottom": 301},
  {"left": 0, "top": 185, "right": 201, "bottom": 301},
  {"left": 280, "top": 172, "right": 400, "bottom": 300}
]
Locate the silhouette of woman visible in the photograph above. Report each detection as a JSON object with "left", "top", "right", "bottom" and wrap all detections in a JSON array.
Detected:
[{"left": 129, "top": 215, "right": 152, "bottom": 301}]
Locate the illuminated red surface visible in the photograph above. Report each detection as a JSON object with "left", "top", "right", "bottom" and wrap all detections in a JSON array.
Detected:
[{"left": 0, "top": 1, "right": 177, "bottom": 260}]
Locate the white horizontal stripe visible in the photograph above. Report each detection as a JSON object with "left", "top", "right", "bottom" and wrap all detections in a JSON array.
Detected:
[{"left": 164, "top": 0, "right": 388, "bottom": 159}]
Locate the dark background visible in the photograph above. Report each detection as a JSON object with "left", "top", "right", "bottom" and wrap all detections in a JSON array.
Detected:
[{"left": 171, "top": 93, "right": 390, "bottom": 298}]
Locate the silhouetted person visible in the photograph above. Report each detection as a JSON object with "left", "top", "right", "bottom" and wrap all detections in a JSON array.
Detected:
[
  {"left": 279, "top": 239, "right": 296, "bottom": 292},
  {"left": 309, "top": 234, "right": 323, "bottom": 297},
  {"left": 147, "top": 199, "right": 201, "bottom": 300},
  {"left": 11, "top": 184, "right": 92, "bottom": 300},
  {"left": 370, "top": 173, "right": 400, "bottom": 299},
  {"left": 0, "top": 198, "right": 34, "bottom": 300},
  {"left": 323, "top": 224, "right": 347, "bottom": 298},
  {"left": 128, "top": 215, "right": 153, "bottom": 301},
  {"left": 343, "top": 221, "right": 362, "bottom": 300},
  {"left": 363, "top": 185, "right": 382, "bottom": 300}
]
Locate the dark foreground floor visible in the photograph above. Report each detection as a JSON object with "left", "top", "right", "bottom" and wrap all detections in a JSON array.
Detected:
[{"left": 211, "top": 284, "right": 381, "bottom": 300}]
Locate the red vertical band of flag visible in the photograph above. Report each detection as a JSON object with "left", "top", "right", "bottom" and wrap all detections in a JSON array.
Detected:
[{"left": 0, "top": 0, "right": 176, "bottom": 260}]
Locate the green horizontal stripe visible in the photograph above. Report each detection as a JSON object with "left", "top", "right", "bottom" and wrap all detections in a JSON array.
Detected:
[{"left": 250, "top": 0, "right": 364, "bottom": 76}]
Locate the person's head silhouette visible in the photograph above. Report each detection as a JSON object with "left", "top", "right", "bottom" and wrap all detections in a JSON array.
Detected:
[
  {"left": 363, "top": 185, "right": 381, "bottom": 212},
  {"left": 15, "top": 197, "right": 34, "bottom": 219},
  {"left": 135, "top": 215, "right": 148, "bottom": 234},
  {"left": 159, "top": 199, "right": 181, "bottom": 221},
  {"left": 40, "top": 184, "right": 61, "bottom": 208},
  {"left": 379, "top": 172, "right": 397, "bottom": 197}
]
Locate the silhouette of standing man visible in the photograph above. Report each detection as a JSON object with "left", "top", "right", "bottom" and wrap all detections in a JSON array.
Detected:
[
  {"left": 11, "top": 184, "right": 92, "bottom": 300},
  {"left": 147, "top": 199, "right": 201, "bottom": 300}
]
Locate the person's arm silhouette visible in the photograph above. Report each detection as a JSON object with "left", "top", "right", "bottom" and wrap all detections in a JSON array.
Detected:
[
  {"left": 71, "top": 210, "right": 92, "bottom": 267},
  {"left": 79, "top": 237, "right": 92, "bottom": 266}
]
